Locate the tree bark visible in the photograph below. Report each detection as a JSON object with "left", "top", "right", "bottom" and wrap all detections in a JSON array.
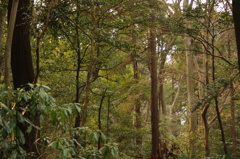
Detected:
[
  {"left": 211, "top": 29, "right": 228, "bottom": 155},
  {"left": 185, "top": 36, "right": 198, "bottom": 159},
  {"left": 0, "top": 7, "right": 6, "bottom": 79},
  {"left": 8, "top": 0, "right": 35, "bottom": 89},
  {"left": 98, "top": 94, "right": 105, "bottom": 150},
  {"left": 183, "top": 0, "right": 197, "bottom": 158},
  {"left": 232, "top": 0, "right": 240, "bottom": 69},
  {"left": 74, "top": 0, "right": 81, "bottom": 128},
  {"left": 106, "top": 96, "right": 111, "bottom": 138},
  {"left": 149, "top": 0, "right": 160, "bottom": 158},
  {"left": 4, "top": 0, "right": 18, "bottom": 88},
  {"left": 132, "top": 32, "right": 142, "bottom": 146},
  {"left": 230, "top": 83, "right": 238, "bottom": 158},
  {"left": 158, "top": 51, "right": 167, "bottom": 115},
  {"left": 8, "top": 0, "right": 39, "bottom": 158},
  {"left": 202, "top": 104, "right": 210, "bottom": 157}
]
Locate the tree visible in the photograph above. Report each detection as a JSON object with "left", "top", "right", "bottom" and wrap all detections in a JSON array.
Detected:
[
  {"left": 8, "top": 0, "right": 38, "bottom": 158},
  {"left": 149, "top": 0, "right": 160, "bottom": 158},
  {"left": 4, "top": 0, "right": 18, "bottom": 88},
  {"left": 0, "top": 1, "right": 6, "bottom": 79},
  {"left": 183, "top": 0, "right": 198, "bottom": 157},
  {"left": 232, "top": 0, "right": 240, "bottom": 69}
]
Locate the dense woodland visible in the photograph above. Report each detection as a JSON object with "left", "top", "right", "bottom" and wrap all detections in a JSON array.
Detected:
[{"left": 0, "top": 0, "right": 239, "bottom": 158}]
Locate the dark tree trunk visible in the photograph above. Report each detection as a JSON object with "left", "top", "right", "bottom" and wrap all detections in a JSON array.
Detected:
[
  {"left": 233, "top": 0, "right": 240, "bottom": 69},
  {"left": 8, "top": 0, "right": 34, "bottom": 89},
  {"left": 202, "top": 105, "right": 210, "bottom": 157},
  {"left": 8, "top": 0, "right": 39, "bottom": 158},
  {"left": 98, "top": 94, "right": 105, "bottom": 150},
  {"left": 149, "top": 0, "right": 160, "bottom": 157}
]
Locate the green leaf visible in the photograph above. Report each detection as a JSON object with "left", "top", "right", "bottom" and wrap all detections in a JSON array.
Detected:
[
  {"left": 66, "top": 106, "right": 72, "bottom": 115},
  {"left": 24, "top": 118, "right": 41, "bottom": 130},
  {"left": 10, "top": 116, "right": 17, "bottom": 128},
  {"left": 18, "top": 129, "right": 25, "bottom": 145},
  {"left": 93, "top": 132, "right": 99, "bottom": 142},
  {"left": 75, "top": 104, "right": 81, "bottom": 113},
  {"left": 18, "top": 146, "right": 26, "bottom": 156},
  {"left": 100, "top": 133, "right": 107, "bottom": 143},
  {"left": 49, "top": 141, "right": 58, "bottom": 149},
  {"left": 2, "top": 128, "right": 8, "bottom": 138},
  {"left": 10, "top": 150, "right": 17, "bottom": 159},
  {"left": 1, "top": 104, "right": 13, "bottom": 116},
  {"left": 3, "top": 120, "right": 11, "bottom": 133},
  {"left": 2, "top": 140, "right": 9, "bottom": 148},
  {"left": 26, "top": 125, "right": 32, "bottom": 134},
  {"left": 17, "top": 112, "right": 25, "bottom": 123}
]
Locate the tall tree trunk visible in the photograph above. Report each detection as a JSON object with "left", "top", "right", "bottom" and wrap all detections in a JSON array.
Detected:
[
  {"left": 202, "top": 44, "right": 210, "bottom": 158},
  {"left": 230, "top": 83, "right": 238, "bottom": 158},
  {"left": 9, "top": 0, "right": 35, "bottom": 89},
  {"left": 0, "top": 7, "right": 6, "bottom": 79},
  {"left": 201, "top": 1, "right": 210, "bottom": 156},
  {"left": 74, "top": 0, "right": 81, "bottom": 128},
  {"left": 184, "top": 36, "right": 198, "bottom": 159},
  {"left": 132, "top": 32, "right": 142, "bottom": 146},
  {"left": 4, "top": 0, "right": 18, "bottom": 88},
  {"left": 149, "top": 0, "right": 160, "bottom": 158},
  {"left": 81, "top": 0, "right": 97, "bottom": 126},
  {"left": 33, "top": 0, "right": 52, "bottom": 83},
  {"left": 158, "top": 52, "right": 166, "bottom": 115},
  {"left": 211, "top": 29, "right": 228, "bottom": 155},
  {"left": 232, "top": 0, "right": 240, "bottom": 69},
  {"left": 8, "top": 0, "right": 39, "bottom": 158},
  {"left": 183, "top": 0, "right": 197, "bottom": 158}
]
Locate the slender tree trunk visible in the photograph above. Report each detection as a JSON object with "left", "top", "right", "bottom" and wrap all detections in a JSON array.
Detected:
[
  {"left": 106, "top": 96, "right": 110, "bottom": 138},
  {"left": 211, "top": 35, "right": 228, "bottom": 155},
  {"left": 75, "top": 0, "right": 81, "bottom": 128},
  {"left": 202, "top": 104, "right": 210, "bottom": 157},
  {"left": 0, "top": 7, "right": 5, "bottom": 79},
  {"left": 81, "top": 0, "right": 97, "bottom": 126},
  {"left": 149, "top": 0, "right": 160, "bottom": 158},
  {"left": 230, "top": 83, "right": 238, "bottom": 158},
  {"left": 132, "top": 32, "right": 142, "bottom": 146},
  {"left": 98, "top": 94, "right": 105, "bottom": 150},
  {"left": 201, "top": 1, "right": 210, "bottom": 156},
  {"left": 4, "top": 0, "right": 18, "bottom": 88},
  {"left": 202, "top": 53, "right": 210, "bottom": 158},
  {"left": 169, "top": 77, "right": 182, "bottom": 136},
  {"left": 33, "top": 1, "right": 52, "bottom": 83},
  {"left": 158, "top": 52, "right": 167, "bottom": 115},
  {"left": 232, "top": 0, "right": 240, "bottom": 69}
]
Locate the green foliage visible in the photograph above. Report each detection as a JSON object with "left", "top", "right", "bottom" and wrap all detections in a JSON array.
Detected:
[{"left": 0, "top": 84, "right": 120, "bottom": 158}]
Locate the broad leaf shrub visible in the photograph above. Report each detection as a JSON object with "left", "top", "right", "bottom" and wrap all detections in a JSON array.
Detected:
[{"left": 0, "top": 84, "right": 119, "bottom": 158}]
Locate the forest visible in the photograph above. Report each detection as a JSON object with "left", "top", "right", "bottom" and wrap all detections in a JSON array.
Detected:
[{"left": 0, "top": 0, "right": 239, "bottom": 158}]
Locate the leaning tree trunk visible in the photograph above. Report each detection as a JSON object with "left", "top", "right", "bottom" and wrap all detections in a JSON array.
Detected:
[{"left": 8, "top": 0, "right": 39, "bottom": 158}]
